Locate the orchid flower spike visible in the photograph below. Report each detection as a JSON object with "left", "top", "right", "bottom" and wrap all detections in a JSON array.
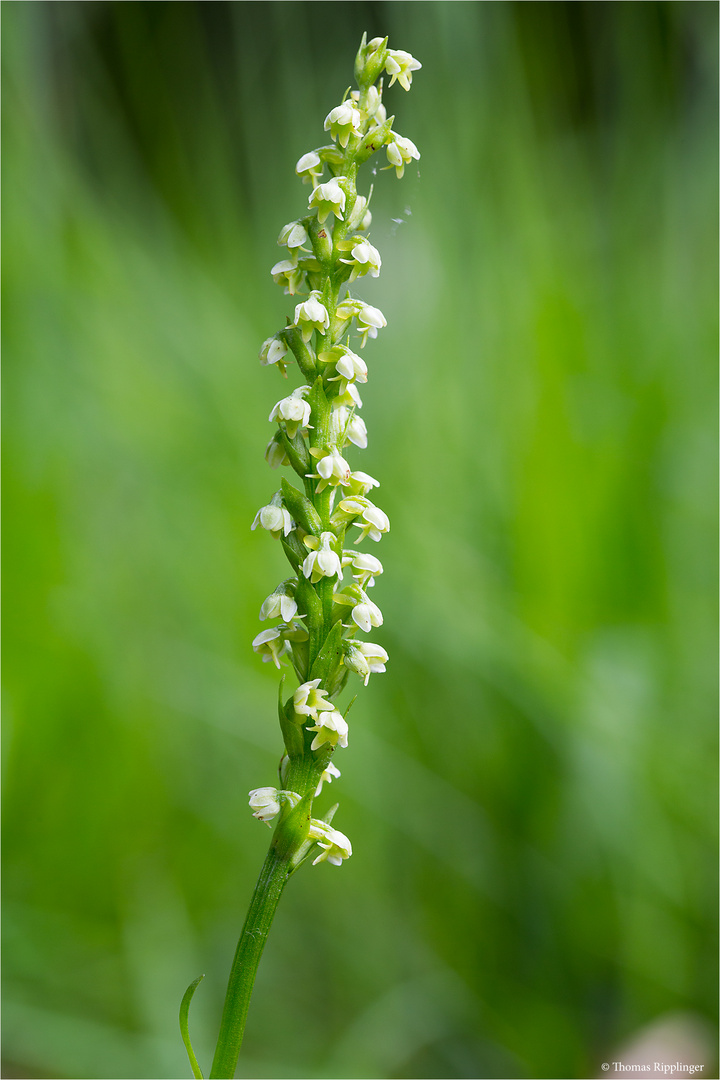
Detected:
[{"left": 209, "top": 37, "right": 420, "bottom": 1078}]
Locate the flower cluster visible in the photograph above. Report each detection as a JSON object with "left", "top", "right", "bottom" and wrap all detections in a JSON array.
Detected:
[{"left": 247, "top": 34, "right": 420, "bottom": 869}]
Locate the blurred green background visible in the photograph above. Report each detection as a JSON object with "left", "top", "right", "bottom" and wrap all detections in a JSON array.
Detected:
[{"left": 3, "top": 2, "right": 717, "bottom": 1078}]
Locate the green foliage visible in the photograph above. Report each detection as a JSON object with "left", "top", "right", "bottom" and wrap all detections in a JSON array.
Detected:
[
  {"left": 180, "top": 975, "right": 206, "bottom": 1080},
  {"left": 3, "top": 2, "right": 717, "bottom": 1078}
]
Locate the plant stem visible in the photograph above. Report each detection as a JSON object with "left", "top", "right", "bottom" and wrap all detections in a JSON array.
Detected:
[
  {"left": 209, "top": 847, "right": 289, "bottom": 1079},
  {"left": 210, "top": 757, "right": 321, "bottom": 1079}
]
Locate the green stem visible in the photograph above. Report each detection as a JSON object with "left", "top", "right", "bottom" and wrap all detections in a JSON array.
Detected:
[
  {"left": 210, "top": 758, "right": 322, "bottom": 1079},
  {"left": 209, "top": 847, "right": 289, "bottom": 1079}
]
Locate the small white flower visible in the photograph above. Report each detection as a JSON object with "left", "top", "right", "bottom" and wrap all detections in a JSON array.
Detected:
[
  {"left": 293, "top": 678, "right": 331, "bottom": 720},
  {"left": 353, "top": 503, "right": 389, "bottom": 543},
  {"left": 335, "top": 348, "right": 368, "bottom": 385},
  {"left": 259, "top": 336, "right": 289, "bottom": 373},
  {"left": 386, "top": 133, "right": 421, "bottom": 179},
  {"left": 315, "top": 761, "right": 341, "bottom": 797},
  {"left": 302, "top": 531, "right": 342, "bottom": 583},
  {"left": 277, "top": 221, "right": 309, "bottom": 253},
  {"left": 343, "top": 641, "right": 388, "bottom": 685},
  {"left": 358, "top": 641, "right": 388, "bottom": 673},
  {"left": 291, "top": 291, "right": 330, "bottom": 343},
  {"left": 342, "top": 549, "right": 383, "bottom": 587},
  {"left": 270, "top": 259, "right": 305, "bottom": 296},
  {"left": 309, "top": 821, "right": 352, "bottom": 866},
  {"left": 384, "top": 49, "right": 422, "bottom": 91},
  {"left": 334, "top": 495, "right": 366, "bottom": 517},
  {"left": 308, "top": 176, "right": 347, "bottom": 224},
  {"left": 269, "top": 386, "right": 312, "bottom": 439},
  {"left": 340, "top": 238, "right": 382, "bottom": 281},
  {"left": 248, "top": 786, "right": 282, "bottom": 822},
  {"left": 352, "top": 84, "right": 382, "bottom": 120},
  {"left": 334, "top": 382, "right": 364, "bottom": 410},
  {"left": 249, "top": 787, "right": 301, "bottom": 825},
  {"left": 251, "top": 627, "right": 289, "bottom": 668},
  {"left": 355, "top": 301, "right": 387, "bottom": 347},
  {"left": 335, "top": 296, "right": 362, "bottom": 321},
  {"left": 334, "top": 407, "right": 368, "bottom": 449},
  {"left": 336, "top": 497, "right": 390, "bottom": 543},
  {"left": 334, "top": 584, "right": 383, "bottom": 632},
  {"left": 307, "top": 709, "right": 349, "bottom": 750},
  {"left": 351, "top": 597, "right": 383, "bottom": 633},
  {"left": 319, "top": 344, "right": 368, "bottom": 388},
  {"left": 296, "top": 150, "right": 323, "bottom": 186},
  {"left": 251, "top": 503, "right": 294, "bottom": 539},
  {"left": 259, "top": 583, "right": 298, "bottom": 623},
  {"left": 324, "top": 102, "right": 362, "bottom": 148},
  {"left": 344, "top": 471, "right": 379, "bottom": 497},
  {"left": 347, "top": 193, "right": 372, "bottom": 231},
  {"left": 253, "top": 621, "right": 308, "bottom": 666},
  {"left": 307, "top": 447, "right": 352, "bottom": 493}
]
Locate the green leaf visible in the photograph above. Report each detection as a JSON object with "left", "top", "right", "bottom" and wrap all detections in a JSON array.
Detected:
[
  {"left": 307, "top": 376, "right": 330, "bottom": 445},
  {"left": 179, "top": 974, "right": 205, "bottom": 1079},
  {"left": 281, "top": 429, "right": 310, "bottom": 477},
  {"left": 280, "top": 532, "right": 304, "bottom": 571},
  {"left": 356, "top": 115, "right": 395, "bottom": 165},
  {"left": 279, "top": 691, "right": 305, "bottom": 759},
  {"left": 282, "top": 325, "right": 317, "bottom": 381},
  {"left": 281, "top": 477, "right": 323, "bottom": 536},
  {"left": 309, "top": 620, "right": 345, "bottom": 684}
]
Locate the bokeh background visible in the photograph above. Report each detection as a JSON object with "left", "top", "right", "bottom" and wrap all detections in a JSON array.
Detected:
[{"left": 3, "top": 2, "right": 717, "bottom": 1078}]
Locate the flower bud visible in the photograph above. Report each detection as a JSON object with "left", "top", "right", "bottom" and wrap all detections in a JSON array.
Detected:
[
  {"left": 343, "top": 644, "right": 371, "bottom": 680},
  {"left": 354, "top": 32, "right": 388, "bottom": 88},
  {"left": 265, "top": 432, "right": 290, "bottom": 470}
]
